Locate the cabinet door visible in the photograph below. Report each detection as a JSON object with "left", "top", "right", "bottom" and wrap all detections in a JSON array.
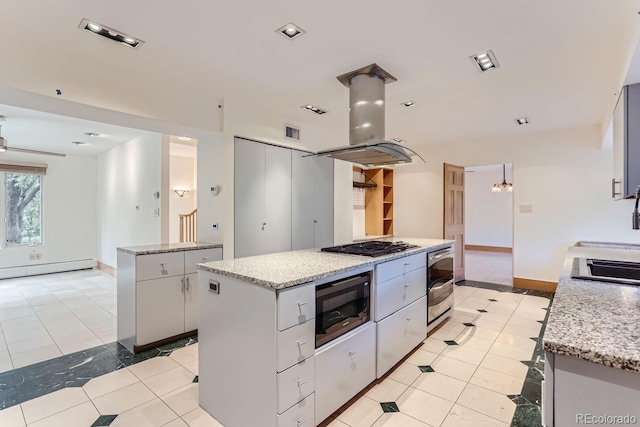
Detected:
[
  {"left": 184, "top": 273, "right": 198, "bottom": 332},
  {"left": 313, "top": 156, "right": 334, "bottom": 248},
  {"left": 376, "top": 296, "right": 427, "bottom": 377},
  {"left": 627, "top": 84, "right": 640, "bottom": 197},
  {"left": 235, "top": 138, "right": 266, "bottom": 258},
  {"left": 265, "top": 144, "right": 292, "bottom": 255},
  {"left": 291, "top": 150, "right": 315, "bottom": 250},
  {"left": 315, "top": 323, "right": 376, "bottom": 423},
  {"left": 136, "top": 276, "right": 186, "bottom": 346},
  {"left": 613, "top": 88, "right": 626, "bottom": 199}
]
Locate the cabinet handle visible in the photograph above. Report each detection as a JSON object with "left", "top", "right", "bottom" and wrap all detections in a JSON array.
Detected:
[
  {"left": 403, "top": 262, "right": 411, "bottom": 266},
  {"left": 612, "top": 178, "right": 621, "bottom": 198},
  {"left": 159, "top": 262, "right": 167, "bottom": 269},
  {"left": 405, "top": 317, "right": 412, "bottom": 321},
  {"left": 262, "top": 222, "right": 266, "bottom": 231},
  {"left": 313, "top": 220, "right": 318, "bottom": 223},
  {"left": 181, "top": 277, "right": 185, "bottom": 293},
  {"left": 348, "top": 351, "right": 357, "bottom": 357},
  {"left": 297, "top": 420, "right": 307, "bottom": 426},
  {"left": 297, "top": 302, "right": 308, "bottom": 307},
  {"left": 297, "top": 341, "right": 307, "bottom": 347},
  {"left": 297, "top": 380, "right": 307, "bottom": 386},
  {"left": 201, "top": 256, "right": 210, "bottom": 261},
  {"left": 404, "top": 283, "right": 411, "bottom": 288},
  {"left": 186, "top": 276, "right": 190, "bottom": 291}
]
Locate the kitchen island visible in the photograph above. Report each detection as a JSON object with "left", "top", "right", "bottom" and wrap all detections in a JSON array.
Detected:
[
  {"left": 197, "top": 238, "right": 452, "bottom": 427},
  {"left": 117, "top": 241, "right": 223, "bottom": 352},
  {"left": 542, "top": 242, "right": 640, "bottom": 426}
]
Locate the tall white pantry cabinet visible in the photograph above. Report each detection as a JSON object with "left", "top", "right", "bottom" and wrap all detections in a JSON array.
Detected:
[{"left": 234, "top": 137, "right": 334, "bottom": 258}]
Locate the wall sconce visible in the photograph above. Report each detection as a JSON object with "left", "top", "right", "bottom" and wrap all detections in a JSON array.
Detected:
[{"left": 174, "top": 189, "right": 189, "bottom": 197}]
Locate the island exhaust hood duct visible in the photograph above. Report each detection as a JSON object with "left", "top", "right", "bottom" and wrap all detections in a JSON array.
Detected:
[{"left": 315, "top": 63, "right": 423, "bottom": 166}]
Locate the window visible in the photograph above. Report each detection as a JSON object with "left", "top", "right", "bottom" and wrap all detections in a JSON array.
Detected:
[{"left": 4, "top": 173, "right": 42, "bottom": 245}]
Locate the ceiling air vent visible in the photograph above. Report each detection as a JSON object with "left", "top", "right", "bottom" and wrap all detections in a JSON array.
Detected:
[{"left": 284, "top": 124, "right": 300, "bottom": 141}]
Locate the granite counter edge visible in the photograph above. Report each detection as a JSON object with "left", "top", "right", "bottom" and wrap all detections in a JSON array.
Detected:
[{"left": 117, "top": 243, "right": 223, "bottom": 255}]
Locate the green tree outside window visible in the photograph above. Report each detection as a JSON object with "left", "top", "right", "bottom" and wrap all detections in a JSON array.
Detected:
[{"left": 5, "top": 173, "right": 42, "bottom": 244}]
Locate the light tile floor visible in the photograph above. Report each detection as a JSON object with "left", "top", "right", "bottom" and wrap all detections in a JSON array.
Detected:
[
  {"left": 465, "top": 250, "right": 513, "bottom": 286},
  {"left": 0, "top": 284, "right": 551, "bottom": 427},
  {"left": 0, "top": 270, "right": 117, "bottom": 372}
]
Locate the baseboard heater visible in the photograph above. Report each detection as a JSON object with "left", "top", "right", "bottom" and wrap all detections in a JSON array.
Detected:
[{"left": 0, "top": 259, "right": 97, "bottom": 279}]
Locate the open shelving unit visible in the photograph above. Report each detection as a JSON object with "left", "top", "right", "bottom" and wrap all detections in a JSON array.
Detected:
[{"left": 361, "top": 167, "right": 394, "bottom": 236}]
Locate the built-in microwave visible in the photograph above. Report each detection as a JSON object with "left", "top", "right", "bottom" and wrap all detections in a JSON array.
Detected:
[{"left": 315, "top": 272, "right": 371, "bottom": 348}]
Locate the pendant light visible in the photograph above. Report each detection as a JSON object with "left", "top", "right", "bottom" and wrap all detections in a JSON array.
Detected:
[{"left": 492, "top": 164, "right": 513, "bottom": 193}]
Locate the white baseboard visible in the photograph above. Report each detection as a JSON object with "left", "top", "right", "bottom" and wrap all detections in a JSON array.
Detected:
[{"left": 0, "top": 259, "right": 97, "bottom": 279}]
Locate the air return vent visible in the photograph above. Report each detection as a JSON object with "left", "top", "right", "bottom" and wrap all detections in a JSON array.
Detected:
[{"left": 284, "top": 124, "right": 300, "bottom": 141}]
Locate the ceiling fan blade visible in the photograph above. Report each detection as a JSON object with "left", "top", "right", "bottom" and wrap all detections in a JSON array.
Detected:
[{"left": 7, "top": 146, "right": 66, "bottom": 157}]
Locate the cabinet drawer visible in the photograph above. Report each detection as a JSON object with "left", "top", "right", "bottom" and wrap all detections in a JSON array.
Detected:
[
  {"left": 377, "top": 296, "right": 427, "bottom": 378},
  {"left": 277, "top": 319, "right": 315, "bottom": 372},
  {"left": 277, "top": 283, "right": 315, "bottom": 331},
  {"left": 136, "top": 252, "right": 184, "bottom": 281},
  {"left": 277, "top": 358, "right": 315, "bottom": 415},
  {"left": 376, "top": 252, "right": 427, "bottom": 284},
  {"left": 315, "top": 323, "right": 376, "bottom": 423},
  {"left": 277, "top": 393, "right": 314, "bottom": 427},
  {"left": 375, "top": 267, "right": 426, "bottom": 321},
  {"left": 185, "top": 248, "right": 222, "bottom": 274}
]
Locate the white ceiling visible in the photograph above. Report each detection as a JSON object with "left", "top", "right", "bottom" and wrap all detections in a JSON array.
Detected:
[
  {"left": 0, "top": 103, "right": 153, "bottom": 155},
  {"left": 466, "top": 164, "right": 512, "bottom": 173},
  {"left": 1, "top": 0, "right": 640, "bottom": 150}
]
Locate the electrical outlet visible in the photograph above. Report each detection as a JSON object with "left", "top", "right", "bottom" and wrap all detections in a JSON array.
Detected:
[
  {"left": 519, "top": 204, "right": 533, "bottom": 214},
  {"left": 212, "top": 223, "right": 219, "bottom": 230},
  {"left": 29, "top": 253, "right": 42, "bottom": 261}
]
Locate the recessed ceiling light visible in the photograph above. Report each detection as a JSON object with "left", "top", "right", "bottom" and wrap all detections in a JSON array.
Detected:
[
  {"left": 301, "top": 104, "right": 328, "bottom": 115},
  {"left": 178, "top": 136, "right": 191, "bottom": 141},
  {"left": 276, "top": 23, "right": 306, "bottom": 40},
  {"left": 401, "top": 101, "right": 416, "bottom": 107},
  {"left": 471, "top": 50, "right": 499, "bottom": 72},
  {"left": 78, "top": 18, "right": 144, "bottom": 49},
  {"left": 72, "top": 141, "right": 86, "bottom": 145},
  {"left": 515, "top": 117, "right": 529, "bottom": 125},
  {"left": 392, "top": 138, "right": 405, "bottom": 143},
  {"left": 84, "top": 132, "right": 100, "bottom": 137}
]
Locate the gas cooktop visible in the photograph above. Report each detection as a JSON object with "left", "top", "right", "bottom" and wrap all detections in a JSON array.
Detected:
[{"left": 321, "top": 241, "right": 418, "bottom": 257}]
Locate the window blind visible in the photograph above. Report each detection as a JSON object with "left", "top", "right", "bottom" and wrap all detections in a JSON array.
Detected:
[{"left": 0, "top": 160, "right": 47, "bottom": 175}]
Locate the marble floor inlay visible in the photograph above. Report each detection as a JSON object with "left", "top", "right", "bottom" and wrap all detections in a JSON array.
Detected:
[{"left": 0, "top": 281, "right": 552, "bottom": 427}]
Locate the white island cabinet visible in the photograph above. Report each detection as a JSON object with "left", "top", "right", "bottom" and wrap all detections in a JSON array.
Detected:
[
  {"left": 117, "top": 242, "right": 222, "bottom": 353},
  {"left": 197, "top": 238, "right": 453, "bottom": 427}
]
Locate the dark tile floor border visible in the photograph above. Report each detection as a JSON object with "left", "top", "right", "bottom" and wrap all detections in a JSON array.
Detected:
[{"left": 0, "top": 336, "right": 198, "bottom": 410}]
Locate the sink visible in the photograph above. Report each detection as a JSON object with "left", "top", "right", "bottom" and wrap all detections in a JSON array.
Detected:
[{"left": 572, "top": 258, "right": 640, "bottom": 286}]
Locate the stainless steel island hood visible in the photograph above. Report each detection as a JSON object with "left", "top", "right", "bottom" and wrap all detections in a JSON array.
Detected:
[{"left": 316, "top": 63, "right": 423, "bottom": 166}]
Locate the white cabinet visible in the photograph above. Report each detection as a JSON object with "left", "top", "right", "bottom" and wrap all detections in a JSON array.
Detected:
[
  {"left": 377, "top": 297, "right": 427, "bottom": 376},
  {"left": 117, "top": 246, "right": 222, "bottom": 352},
  {"left": 277, "top": 394, "right": 314, "bottom": 427},
  {"left": 291, "top": 150, "right": 334, "bottom": 250},
  {"left": 612, "top": 84, "right": 640, "bottom": 199},
  {"left": 234, "top": 138, "right": 292, "bottom": 258},
  {"left": 315, "top": 323, "right": 376, "bottom": 423},
  {"left": 374, "top": 252, "right": 428, "bottom": 377}
]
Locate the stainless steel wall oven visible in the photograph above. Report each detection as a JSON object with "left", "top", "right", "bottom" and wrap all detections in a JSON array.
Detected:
[
  {"left": 315, "top": 272, "right": 371, "bottom": 348},
  {"left": 427, "top": 247, "right": 454, "bottom": 324}
]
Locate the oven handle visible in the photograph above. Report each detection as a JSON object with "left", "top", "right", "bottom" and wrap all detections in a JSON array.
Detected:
[
  {"left": 430, "top": 280, "right": 453, "bottom": 292},
  {"left": 429, "top": 249, "right": 453, "bottom": 261}
]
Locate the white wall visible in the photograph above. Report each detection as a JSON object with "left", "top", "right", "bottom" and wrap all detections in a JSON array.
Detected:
[
  {"left": 197, "top": 133, "right": 225, "bottom": 245},
  {"left": 464, "top": 167, "right": 513, "bottom": 248},
  {"left": 0, "top": 152, "right": 97, "bottom": 271},
  {"left": 394, "top": 126, "right": 640, "bottom": 282},
  {"left": 97, "top": 132, "right": 164, "bottom": 267},
  {"left": 169, "top": 154, "right": 197, "bottom": 243},
  {"left": 220, "top": 98, "right": 353, "bottom": 259}
]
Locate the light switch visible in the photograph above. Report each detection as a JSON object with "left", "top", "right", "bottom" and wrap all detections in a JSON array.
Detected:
[{"left": 519, "top": 204, "right": 533, "bottom": 214}]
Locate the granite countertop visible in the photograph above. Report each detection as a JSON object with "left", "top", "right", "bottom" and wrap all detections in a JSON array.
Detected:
[
  {"left": 543, "top": 241, "right": 640, "bottom": 372},
  {"left": 198, "top": 238, "right": 453, "bottom": 289},
  {"left": 117, "top": 241, "right": 223, "bottom": 255}
]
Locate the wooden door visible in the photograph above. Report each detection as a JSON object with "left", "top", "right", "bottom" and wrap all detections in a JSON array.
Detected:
[{"left": 443, "top": 163, "right": 465, "bottom": 281}]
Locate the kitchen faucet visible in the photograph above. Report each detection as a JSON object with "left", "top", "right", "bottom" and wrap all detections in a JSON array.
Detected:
[{"left": 634, "top": 186, "right": 640, "bottom": 230}]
